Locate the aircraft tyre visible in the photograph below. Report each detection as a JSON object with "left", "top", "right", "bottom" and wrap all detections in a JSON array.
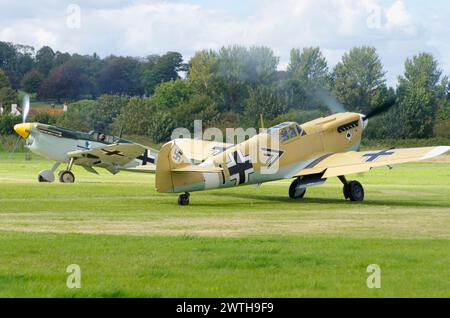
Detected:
[
  {"left": 59, "top": 170, "right": 75, "bottom": 183},
  {"left": 345, "top": 180, "right": 364, "bottom": 202},
  {"left": 178, "top": 193, "right": 190, "bottom": 206},
  {"left": 289, "top": 179, "right": 306, "bottom": 199},
  {"left": 343, "top": 183, "right": 350, "bottom": 199}
]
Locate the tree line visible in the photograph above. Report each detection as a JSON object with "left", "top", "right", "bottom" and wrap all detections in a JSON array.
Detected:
[
  {"left": 0, "top": 41, "right": 449, "bottom": 143},
  {"left": 0, "top": 41, "right": 185, "bottom": 101}
]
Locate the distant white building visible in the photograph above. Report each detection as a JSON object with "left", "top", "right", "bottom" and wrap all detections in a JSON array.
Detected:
[
  {"left": 63, "top": 102, "right": 68, "bottom": 112},
  {"left": 10, "top": 104, "right": 21, "bottom": 116}
]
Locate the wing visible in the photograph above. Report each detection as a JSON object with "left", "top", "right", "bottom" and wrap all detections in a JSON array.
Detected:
[
  {"left": 174, "top": 138, "right": 233, "bottom": 161},
  {"left": 294, "top": 146, "right": 450, "bottom": 178},
  {"left": 67, "top": 143, "right": 146, "bottom": 167}
]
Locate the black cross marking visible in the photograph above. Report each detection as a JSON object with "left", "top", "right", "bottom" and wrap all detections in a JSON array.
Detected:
[
  {"left": 137, "top": 150, "right": 155, "bottom": 165},
  {"left": 101, "top": 149, "right": 125, "bottom": 157},
  {"left": 226, "top": 150, "right": 254, "bottom": 185},
  {"left": 363, "top": 149, "right": 395, "bottom": 162}
]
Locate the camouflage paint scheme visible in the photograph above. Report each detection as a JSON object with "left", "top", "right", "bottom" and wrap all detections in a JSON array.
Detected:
[
  {"left": 14, "top": 122, "right": 157, "bottom": 176},
  {"left": 156, "top": 112, "right": 449, "bottom": 194}
]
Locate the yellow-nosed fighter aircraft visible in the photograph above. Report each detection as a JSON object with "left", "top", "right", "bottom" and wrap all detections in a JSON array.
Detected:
[
  {"left": 155, "top": 106, "right": 449, "bottom": 205},
  {"left": 14, "top": 122, "right": 158, "bottom": 182},
  {"left": 12, "top": 96, "right": 157, "bottom": 182}
]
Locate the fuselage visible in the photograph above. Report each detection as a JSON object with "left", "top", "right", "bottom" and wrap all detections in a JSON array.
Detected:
[
  {"left": 156, "top": 112, "right": 366, "bottom": 193},
  {"left": 14, "top": 123, "right": 148, "bottom": 170}
]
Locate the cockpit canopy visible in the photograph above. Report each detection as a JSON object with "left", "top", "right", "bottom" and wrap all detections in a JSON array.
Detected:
[
  {"left": 267, "top": 122, "right": 306, "bottom": 142},
  {"left": 88, "top": 131, "right": 120, "bottom": 144}
]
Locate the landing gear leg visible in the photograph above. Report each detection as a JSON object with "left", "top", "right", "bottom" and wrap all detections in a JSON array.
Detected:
[
  {"left": 338, "top": 175, "right": 364, "bottom": 202},
  {"left": 59, "top": 158, "right": 75, "bottom": 183},
  {"left": 178, "top": 192, "right": 190, "bottom": 206},
  {"left": 37, "top": 162, "right": 60, "bottom": 183}
]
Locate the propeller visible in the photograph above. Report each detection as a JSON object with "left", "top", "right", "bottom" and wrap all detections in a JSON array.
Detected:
[
  {"left": 22, "top": 94, "right": 30, "bottom": 123},
  {"left": 315, "top": 87, "right": 397, "bottom": 121},
  {"left": 9, "top": 94, "right": 31, "bottom": 159},
  {"left": 362, "top": 96, "right": 397, "bottom": 120}
]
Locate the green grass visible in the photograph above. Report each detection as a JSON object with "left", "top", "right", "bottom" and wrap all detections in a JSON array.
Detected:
[{"left": 0, "top": 152, "right": 449, "bottom": 297}]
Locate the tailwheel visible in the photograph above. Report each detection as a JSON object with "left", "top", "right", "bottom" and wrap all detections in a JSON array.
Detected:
[
  {"left": 289, "top": 178, "right": 306, "bottom": 199},
  {"left": 178, "top": 192, "right": 190, "bottom": 206},
  {"left": 59, "top": 170, "right": 75, "bottom": 183}
]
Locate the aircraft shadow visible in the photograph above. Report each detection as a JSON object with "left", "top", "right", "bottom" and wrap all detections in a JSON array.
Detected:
[{"left": 206, "top": 192, "right": 446, "bottom": 209}]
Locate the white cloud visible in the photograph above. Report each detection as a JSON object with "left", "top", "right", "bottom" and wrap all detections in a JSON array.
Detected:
[
  {"left": 384, "top": 0, "right": 416, "bottom": 35},
  {"left": 0, "top": 0, "right": 449, "bottom": 85},
  {"left": 34, "top": 28, "right": 59, "bottom": 48}
]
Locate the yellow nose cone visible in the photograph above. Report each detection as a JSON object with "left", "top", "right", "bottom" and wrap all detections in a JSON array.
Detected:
[{"left": 14, "top": 123, "right": 32, "bottom": 139}]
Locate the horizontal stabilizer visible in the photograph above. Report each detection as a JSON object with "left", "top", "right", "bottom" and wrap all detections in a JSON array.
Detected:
[
  {"left": 171, "top": 166, "right": 223, "bottom": 173},
  {"left": 123, "top": 165, "right": 156, "bottom": 174}
]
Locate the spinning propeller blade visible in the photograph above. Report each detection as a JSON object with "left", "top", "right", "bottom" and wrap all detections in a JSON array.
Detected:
[
  {"left": 22, "top": 94, "right": 30, "bottom": 123},
  {"left": 362, "top": 97, "right": 397, "bottom": 120},
  {"left": 9, "top": 94, "right": 32, "bottom": 159}
]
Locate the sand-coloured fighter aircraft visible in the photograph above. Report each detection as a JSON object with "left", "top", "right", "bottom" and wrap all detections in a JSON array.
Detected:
[{"left": 155, "top": 108, "right": 449, "bottom": 205}]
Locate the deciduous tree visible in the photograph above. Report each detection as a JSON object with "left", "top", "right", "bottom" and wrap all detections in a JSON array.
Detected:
[
  {"left": 21, "top": 69, "right": 44, "bottom": 94},
  {"left": 394, "top": 53, "right": 443, "bottom": 138},
  {"left": 332, "top": 46, "right": 387, "bottom": 114},
  {"left": 97, "top": 56, "right": 143, "bottom": 96}
]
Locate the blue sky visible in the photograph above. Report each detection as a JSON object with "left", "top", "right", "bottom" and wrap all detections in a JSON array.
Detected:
[{"left": 0, "top": 0, "right": 449, "bottom": 86}]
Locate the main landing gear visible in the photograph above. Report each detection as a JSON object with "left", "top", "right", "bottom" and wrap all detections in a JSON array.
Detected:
[
  {"left": 288, "top": 176, "right": 364, "bottom": 202},
  {"left": 178, "top": 192, "right": 190, "bottom": 206},
  {"left": 58, "top": 158, "right": 75, "bottom": 183},
  {"left": 289, "top": 178, "right": 306, "bottom": 199},
  {"left": 37, "top": 159, "right": 76, "bottom": 183},
  {"left": 338, "top": 176, "right": 364, "bottom": 202}
]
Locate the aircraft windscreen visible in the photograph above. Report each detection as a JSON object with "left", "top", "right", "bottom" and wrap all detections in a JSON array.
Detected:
[
  {"left": 267, "top": 122, "right": 290, "bottom": 134},
  {"left": 267, "top": 122, "right": 305, "bottom": 142},
  {"left": 88, "top": 131, "right": 118, "bottom": 144}
]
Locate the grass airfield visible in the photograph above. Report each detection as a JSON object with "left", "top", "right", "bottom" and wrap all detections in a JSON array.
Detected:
[{"left": 0, "top": 152, "right": 449, "bottom": 297}]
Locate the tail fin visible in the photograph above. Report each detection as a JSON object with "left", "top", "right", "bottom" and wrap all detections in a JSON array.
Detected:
[
  {"left": 155, "top": 141, "right": 185, "bottom": 193},
  {"left": 155, "top": 141, "right": 222, "bottom": 193}
]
